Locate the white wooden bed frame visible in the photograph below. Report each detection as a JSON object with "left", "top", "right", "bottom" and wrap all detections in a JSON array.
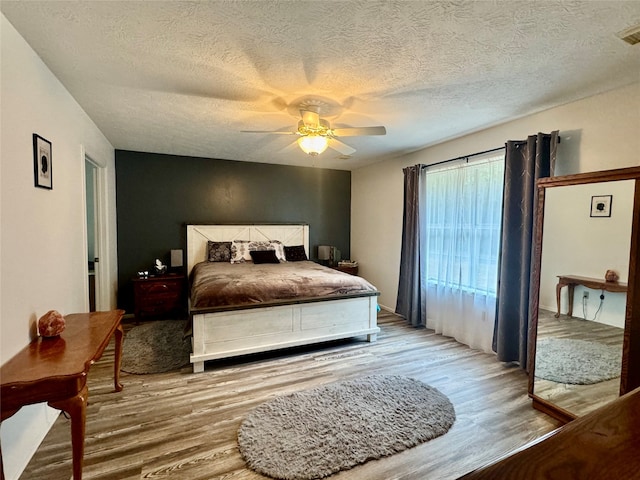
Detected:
[{"left": 186, "top": 224, "right": 379, "bottom": 372}]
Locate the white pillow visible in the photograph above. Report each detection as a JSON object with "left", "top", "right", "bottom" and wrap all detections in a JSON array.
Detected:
[
  {"left": 230, "top": 240, "right": 252, "bottom": 263},
  {"left": 231, "top": 240, "right": 274, "bottom": 263},
  {"left": 270, "top": 240, "right": 287, "bottom": 262}
]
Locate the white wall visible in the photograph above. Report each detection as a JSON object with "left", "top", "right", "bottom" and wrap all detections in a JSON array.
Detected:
[
  {"left": 539, "top": 181, "right": 634, "bottom": 328},
  {"left": 0, "top": 14, "right": 117, "bottom": 480},
  {"left": 352, "top": 82, "right": 640, "bottom": 312}
]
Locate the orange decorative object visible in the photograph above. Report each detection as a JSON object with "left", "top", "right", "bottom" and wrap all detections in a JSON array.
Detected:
[
  {"left": 38, "top": 309, "right": 66, "bottom": 337},
  {"left": 605, "top": 270, "right": 619, "bottom": 283}
]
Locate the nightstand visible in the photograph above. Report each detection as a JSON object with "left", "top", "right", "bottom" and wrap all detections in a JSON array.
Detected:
[
  {"left": 132, "top": 273, "right": 186, "bottom": 320},
  {"left": 333, "top": 265, "right": 359, "bottom": 276}
]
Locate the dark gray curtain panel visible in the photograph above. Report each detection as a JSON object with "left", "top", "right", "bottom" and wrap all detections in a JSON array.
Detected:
[
  {"left": 493, "top": 131, "right": 559, "bottom": 369},
  {"left": 396, "top": 165, "right": 427, "bottom": 326}
]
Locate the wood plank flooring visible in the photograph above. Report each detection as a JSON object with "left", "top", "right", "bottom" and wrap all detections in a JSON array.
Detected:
[
  {"left": 19, "top": 311, "right": 561, "bottom": 480},
  {"left": 533, "top": 309, "right": 625, "bottom": 417}
]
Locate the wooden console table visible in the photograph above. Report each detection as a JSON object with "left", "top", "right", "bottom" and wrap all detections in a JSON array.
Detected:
[
  {"left": 0, "top": 310, "right": 125, "bottom": 480},
  {"left": 555, "top": 275, "right": 627, "bottom": 318}
]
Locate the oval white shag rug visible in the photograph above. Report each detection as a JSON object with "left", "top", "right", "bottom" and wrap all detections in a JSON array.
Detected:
[
  {"left": 121, "top": 320, "right": 191, "bottom": 374},
  {"left": 237, "top": 375, "right": 455, "bottom": 480},
  {"left": 535, "top": 337, "right": 622, "bottom": 385}
]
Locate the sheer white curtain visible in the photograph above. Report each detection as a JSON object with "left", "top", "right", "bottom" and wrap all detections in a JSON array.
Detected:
[{"left": 423, "top": 154, "right": 504, "bottom": 353}]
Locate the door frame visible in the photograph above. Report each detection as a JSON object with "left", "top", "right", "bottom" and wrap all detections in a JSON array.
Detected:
[{"left": 81, "top": 146, "right": 110, "bottom": 312}]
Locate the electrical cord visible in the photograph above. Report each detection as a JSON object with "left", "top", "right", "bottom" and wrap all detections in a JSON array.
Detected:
[{"left": 582, "top": 290, "right": 605, "bottom": 321}]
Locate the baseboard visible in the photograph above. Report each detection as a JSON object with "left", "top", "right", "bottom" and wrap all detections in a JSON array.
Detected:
[{"left": 378, "top": 304, "right": 396, "bottom": 314}]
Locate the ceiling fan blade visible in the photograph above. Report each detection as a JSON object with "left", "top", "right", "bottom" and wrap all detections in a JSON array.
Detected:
[
  {"left": 279, "top": 140, "right": 301, "bottom": 153},
  {"left": 241, "top": 130, "right": 296, "bottom": 135},
  {"left": 328, "top": 138, "right": 356, "bottom": 156},
  {"left": 301, "top": 109, "right": 320, "bottom": 129},
  {"left": 332, "top": 126, "right": 386, "bottom": 137}
]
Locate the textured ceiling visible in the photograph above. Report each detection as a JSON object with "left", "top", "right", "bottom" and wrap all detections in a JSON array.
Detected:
[{"left": 2, "top": 1, "right": 640, "bottom": 170}]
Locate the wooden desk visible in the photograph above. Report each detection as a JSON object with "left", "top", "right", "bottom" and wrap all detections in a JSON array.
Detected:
[
  {"left": 0, "top": 310, "right": 125, "bottom": 480},
  {"left": 458, "top": 386, "right": 640, "bottom": 479},
  {"left": 555, "top": 275, "right": 627, "bottom": 318}
]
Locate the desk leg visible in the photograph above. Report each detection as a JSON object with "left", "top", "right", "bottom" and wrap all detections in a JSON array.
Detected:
[
  {"left": 50, "top": 384, "right": 88, "bottom": 480},
  {"left": 114, "top": 323, "right": 124, "bottom": 392},
  {"left": 555, "top": 282, "right": 563, "bottom": 318},
  {"left": 567, "top": 284, "right": 575, "bottom": 317}
]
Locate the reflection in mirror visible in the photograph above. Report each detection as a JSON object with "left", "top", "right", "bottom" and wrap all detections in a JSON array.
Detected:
[{"left": 533, "top": 179, "right": 634, "bottom": 417}]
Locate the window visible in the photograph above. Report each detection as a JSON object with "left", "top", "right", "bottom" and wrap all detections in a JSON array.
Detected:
[{"left": 424, "top": 154, "right": 505, "bottom": 296}]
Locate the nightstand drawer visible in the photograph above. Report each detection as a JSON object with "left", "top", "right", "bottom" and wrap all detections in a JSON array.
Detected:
[
  {"left": 137, "top": 299, "right": 181, "bottom": 316},
  {"left": 132, "top": 274, "right": 185, "bottom": 320},
  {"left": 138, "top": 294, "right": 181, "bottom": 310},
  {"left": 136, "top": 280, "right": 181, "bottom": 296}
]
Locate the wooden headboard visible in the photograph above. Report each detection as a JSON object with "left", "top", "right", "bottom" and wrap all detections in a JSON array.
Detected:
[{"left": 186, "top": 224, "right": 310, "bottom": 274}]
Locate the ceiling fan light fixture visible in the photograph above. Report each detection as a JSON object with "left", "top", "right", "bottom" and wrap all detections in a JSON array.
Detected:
[{"left": 297, "top": 135, "right": 329, "bottom": 156}]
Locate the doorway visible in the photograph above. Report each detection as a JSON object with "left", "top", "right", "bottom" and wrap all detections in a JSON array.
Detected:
[
  {"left": 84, "top": 151, "right": 111, "bottom": 313},
  {"left": 85, "top": 159, "right": 98, "bottom": 311}
]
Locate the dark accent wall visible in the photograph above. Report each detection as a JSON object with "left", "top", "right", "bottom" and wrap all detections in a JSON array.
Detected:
[{"left": 115, "top": 150, "right": 351, "bottom": 313}]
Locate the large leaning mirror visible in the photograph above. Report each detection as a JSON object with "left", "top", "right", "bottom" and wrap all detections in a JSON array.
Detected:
[{"left": 528, "top": 166, "right": 640, "bottom": 423}]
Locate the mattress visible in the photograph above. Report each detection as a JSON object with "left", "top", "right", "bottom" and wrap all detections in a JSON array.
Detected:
[{"left": 190, "top": 260, "right": 378, "bottom": 311}]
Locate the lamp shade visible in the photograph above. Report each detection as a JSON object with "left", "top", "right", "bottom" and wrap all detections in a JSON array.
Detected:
[
  {"left": 170, "top": 249, "right": 183, "bottom": 268},
  {"left": 298, "top": 135, "right": 329, "bottom": 156},
  {"left": 318, "top": 245, "right": 331, "bottom": 260}
]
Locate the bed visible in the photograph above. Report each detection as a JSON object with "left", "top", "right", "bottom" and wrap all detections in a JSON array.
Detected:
[{"left": 187, "top": 224, "right": 380, "bottom": 372}]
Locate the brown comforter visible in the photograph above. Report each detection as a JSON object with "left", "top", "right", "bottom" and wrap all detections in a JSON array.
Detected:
[{"left": 190, "top": 260, "right": 378, "bottom": 311}]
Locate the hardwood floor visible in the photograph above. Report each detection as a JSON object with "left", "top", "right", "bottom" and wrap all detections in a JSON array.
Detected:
[
  {"left": 533, "top": 309, "right": 625, "bottom": 417},
  {"left": 19, "top": 311, "right": 560, "bottom": 480}
]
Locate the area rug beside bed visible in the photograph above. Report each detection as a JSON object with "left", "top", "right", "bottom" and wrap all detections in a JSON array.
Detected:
[
  {"left": 121, "top": 320, "right": 191, "bottom": 374},
  {"left": 237, "top": 375, "right": 456, "bottom": 480}
]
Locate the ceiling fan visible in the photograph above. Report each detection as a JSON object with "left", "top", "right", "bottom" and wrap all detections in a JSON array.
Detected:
[{"left": 242, "top": 105, "right": 386, "bottom": 156}]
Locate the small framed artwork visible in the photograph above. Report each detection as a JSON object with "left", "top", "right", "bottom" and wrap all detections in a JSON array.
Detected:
[
  {"left": 33, "top": 134, "right": 52, "bottom": 190},
  {"left": 590, "top": 195, "right": 612, "bottom": 217}
]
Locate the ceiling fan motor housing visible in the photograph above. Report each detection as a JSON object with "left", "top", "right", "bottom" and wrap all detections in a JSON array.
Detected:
[{"left": 297, "top": 118, "right": 331, "bottom": 137}]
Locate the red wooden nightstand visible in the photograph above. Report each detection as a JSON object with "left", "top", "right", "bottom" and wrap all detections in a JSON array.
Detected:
[{"left": 132, "top": 273, "right": 186, "bottom": 320}]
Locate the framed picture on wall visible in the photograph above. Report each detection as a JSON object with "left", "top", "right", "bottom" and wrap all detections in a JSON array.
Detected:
[
  {"left": 590, "top": 195, "right": 612, "bottom": 217},
  {"left": 33, "top": 133, "right": 52, "bottom": 190}
]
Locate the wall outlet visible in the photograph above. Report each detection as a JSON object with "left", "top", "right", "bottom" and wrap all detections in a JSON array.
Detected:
[{"left": 583, "top": 291, "right": 589, "bottom": 299}]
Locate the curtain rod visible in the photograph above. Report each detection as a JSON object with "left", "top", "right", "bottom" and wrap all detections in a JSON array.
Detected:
[
  {"left": 421, "top": 146, "right": 505, "bottom": 169},
  {"left": 421, "top": 135, "right": 561, "bottom": 170}
]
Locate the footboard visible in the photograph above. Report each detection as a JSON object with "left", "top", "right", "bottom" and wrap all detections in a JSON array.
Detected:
[{"left": 190, "top": 295, "right": 379, "bottom": 372}]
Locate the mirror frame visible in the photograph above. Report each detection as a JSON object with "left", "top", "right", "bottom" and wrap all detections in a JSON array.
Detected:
[{"left": 528, "top": 166, "right": 640, "bottom": 423}]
